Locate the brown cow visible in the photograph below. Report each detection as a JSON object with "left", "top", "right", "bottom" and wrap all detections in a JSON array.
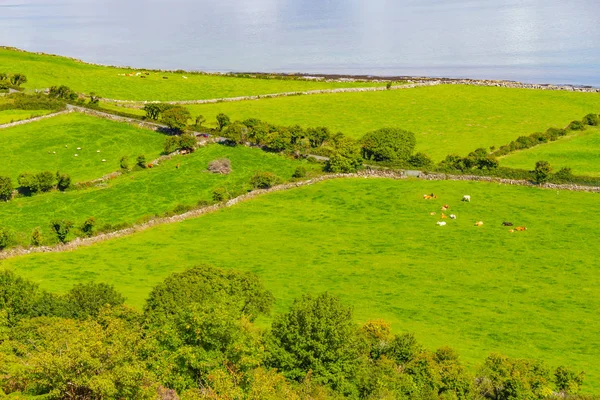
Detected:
[{"left": 516, "top": 226, "right": 527, "bottom": 231}]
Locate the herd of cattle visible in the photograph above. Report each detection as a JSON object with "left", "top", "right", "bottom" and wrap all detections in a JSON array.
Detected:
[{"left": 424, "top": 193, "right": 527, "bottom": 232}]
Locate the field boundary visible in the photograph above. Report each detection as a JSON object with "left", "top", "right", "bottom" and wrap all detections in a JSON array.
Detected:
[
  {"left": 2, "top": 169, "right": 600, "bottom": 260},
  {"left": 0, "top": 109, "right": 72, "bottom": 129},
  {"left": 100, "top": 79, "right": 600, "bottom": 107}
]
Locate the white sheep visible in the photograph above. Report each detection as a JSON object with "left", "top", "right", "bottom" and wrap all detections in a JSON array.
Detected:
[
  {"left": 436, "top": 221, "right": 447, "bottom": 226},
  {"left": 462, "top": 195, "right": 471, "bottom": 202},
  {"left": 450, "top": 214, "right": 457, "bottom": 219}
]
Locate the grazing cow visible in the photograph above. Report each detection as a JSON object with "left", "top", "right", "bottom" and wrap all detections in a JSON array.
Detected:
[
  {"left": 450, "top": 214, "right": 457, "bottom": 219},
  {"left": 516, "top": 226, "right": 527, "bottom": 231},
  {"left": 462, "top": 195, "right": 471, "bottom": 202},
  {"left": 502, "top": 222, "right": 514, "bottom": 226},
  {"left": 509, "top": 229, "right": 515, "bottom": 233},
  {"left": 429, "top": 212, "right": 436, "bottom": 216},
  {"left": 436, "top": 221, "right": 446, "bottom": 226},
  {"left": 441, "top": 213, "right": 448, "bottom": 219},
  {"left": 441, "top": 204, "right": 450, "bottom": 211},
  {"left": 423, "top": 193, "right": 437, "bottom": 200},
  {"left": 147, "top": 164, "right": 153, "bottom": 169},
  {"left": 474, "top": 221, "right": 483, "bottom": 226}
]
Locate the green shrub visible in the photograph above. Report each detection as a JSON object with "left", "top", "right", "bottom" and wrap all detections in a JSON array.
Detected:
[
  {"left": 0, "top": 228, "right": 11, "bottom": 249},
  {"left": 50, "top": 219, "right": 74, "bottom": 244},
  {"left": 17, "top": 173, "right": 38, "bottom": 194},
  {"left": 212, "top": 187, "right": 230, "bottom": 202},
  {"left": 36, "top": 171, "right": 55, "bottom": 192},
  {"left": 30, "top": 227, "right": 43, "bottom": 246},
  {"left": 179, "top": 133, "right": 197, "bottom": 152},
  {"left": 48, "top": 85, "right": 77, "bottom": 101},
  {"left": 408, "top": 152, "right": 433, "bottom": 168},
  {"left": 223, "top": 121, "right": 249, "bottom": 145},
  {"left": 136, "top": 155, "right": 147, "bottom": 169},
  {"left": 361, "top": 127, "right": 416, "bottom": 162},
  {"left": 534, "top": 160, "right": 552, "bottom": 184},
  {"left": 56, "top": 172, "right": 71, "bottom": 191},
  {"left": 250, "top": 172, "right": 281, "bottom": 189},
  {"left": 292, "top": 166, "right": 307, "bottom": 178},
  {"left": 216, "top": 113, "right": 231, "bottom": 131},
  {"left": 163, "top": 136, "right": 180, "bottom": 154},
  {"left": 119, "top": 155, "right": 130, "bottom": 171},
  {"left": 80, "top": 217, "right": 96, "bottom": 238},
  {"left": 582, "top": 113, "right": 599, "bottom": 126},
  {"left": 0, "top": 176, "right": 13, "bottom": 201},
  {"left": 161, "top": 106, "right": 190, "bottom": 132},
  {"left": 567, "top": 120, "right": 585, "bottom": 131}
]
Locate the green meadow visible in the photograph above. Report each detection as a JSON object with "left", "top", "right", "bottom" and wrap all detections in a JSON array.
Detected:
[
  {"left": 0, "top": 48, "right": 385, "bottom": 101},
  {"left": 0, "top": 109, "right": 51, "bottom": 124},
  {"left": 501, "top": 127, "right": 600, "bottom": 176},
  {"left": 0, "top": 144, "right": 314, "bottom": 244},
  {"left": 184, "top": 85, "right": 600, "bottom": 160},
  {"left": 0, "top": 113, "right": 164, "bottom": 182},
  {"left": 3, "top": 178, "right": 599, "bottom": 388}
]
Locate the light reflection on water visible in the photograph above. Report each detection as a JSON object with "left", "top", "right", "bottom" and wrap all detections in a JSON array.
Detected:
[{"left": 1, "top": 0, "right": 599, "bottom": 86}]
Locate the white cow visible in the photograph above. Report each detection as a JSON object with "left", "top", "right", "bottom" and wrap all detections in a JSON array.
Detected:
[
  {"left": 462, "top": 195, "right": 471, "bottom": 202},
  {"left": 436, "top": 221, "right": 447, "bottom": 226},
  {"left": 450, "top": 214, "right": 457, "bottom": 219}
]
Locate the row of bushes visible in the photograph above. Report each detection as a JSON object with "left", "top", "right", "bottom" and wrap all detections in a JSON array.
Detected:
[
  {"left": 0, "top": 171, "right": 72, "bottom": 202},
  {"left": 490, "top": 113, "right": 599, "bottom": 158},
  {"left": 0, "top": 92, "right": 66, "bottom": 111},
  {"left": 0, "top": 72, "right": 27, "bottom": 91},
  {"left": 0, "top": 267, "right": 590, "bottom": 399}
]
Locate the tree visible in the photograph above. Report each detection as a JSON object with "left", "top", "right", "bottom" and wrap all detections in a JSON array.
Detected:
[
  {"left": 306, "top": 127, "right": 330, "bottom": 148},
  {"left": 17, "top": 173, "right": 39, "bottom": 194},
  {"left": 583, "top": 113, "right": 599, "bottom": 126},
  {"left": 0, "top": 228, "right": 11, "bottom": 250},
  {"left": 50, "top": 219, "right": 74, "bottom": 243},
  {"left": 178, "top": 133, "right": 197, "bottom": 152},
  {"left": 36, "top": 171, "right": 55, "bottom": 192},
  {"left": 80, "top": 217, "right": 96, "bottom": 238},
  {"left": 10, "top": 73, "right": 27, "bottom": 86},
  {"left": 325, "top": 137, "right": 363, "bottom": 173},
  {"left": 534, "top": 160, "right": 552, "bottom": 183},
  {"left": 408, "top": 152, "right": 433, "bottom": 168},
  {"left": 0, "top": 176, "right": 13, "bottom": 201},
  {"left": 0, "top": 269, "right": 40, "bottom": 324},
  {"left": 120, "top": 155, "right": 130, "bottom": 171},
  {"left": 161, "top": 106, "right": 191, "bottom": 132},
  {"left": 143, "top": 103, "right": 162, "bottom": 120},
  {"left": 163, "top": 136, "right": 180, "bottom": 154},
  {"left": 250, "top": 172, "right": 281, "bottom": 189},
  {"left": 65, "top": 282, "right": 125, "bottom": 319},
  {"left": 223, "top": 121, "right": 249, "bottom": 145},
  {"left": 136, "top": 154, "right": 147, "bottom": 168},
  {"left": 0, "top": 72, "right": 7, "bottom": 81},
  {"left": 144, "top": 265, "right": 274, "bottom": 323},
  {"left": 48, "top": 85, "right": 77, "bottom": 101},
  {"left": 267, "top": 292, "right": 362, "bottom": 393},
  {"left": 56, "top": 172, "right": 71, "bottom": 191},
  {"left": 216, "top": 113, "right": 231, "bottom": 131},
  {"left": 361, "top": 127, "right": 416, "bottom": 162},
  {"left": 88, "top": 92, "right": 101, "bottom": 105},
  {"left": 195, "top": 115, "right": 206, "bottom": 127},
  {"left": 30, "top": 227, "right": 43, "bottom": 246}
]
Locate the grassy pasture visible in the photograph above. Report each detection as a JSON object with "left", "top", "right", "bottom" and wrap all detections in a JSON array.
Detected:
[
  {"left": 0, "top": 109, "right": 51, "bottom": 124},
  {"left": 3, "top": 178, "right": 599, "bottom": 388},
  {"left": 0, "top": 144, "right": 314, "bottom": 244},
  {"left": 0, "top": 48, "right": 385, "bottom": 101},
  {"left": 0, "top": 113, "right": 164, "bottom": 182},
  {"left": 501, "top": 127, "right": 600, "bottom": 176},
  {"left": 184, "top": 85, "right": 600, "bottom": 160}
]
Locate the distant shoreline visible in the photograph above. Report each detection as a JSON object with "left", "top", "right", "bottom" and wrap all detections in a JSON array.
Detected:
[{"left": 3, "top": 45, "right": 599, "bottom": 90}]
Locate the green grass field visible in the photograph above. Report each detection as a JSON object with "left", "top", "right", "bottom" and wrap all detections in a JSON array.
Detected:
[
  {"left": 0, "top": 48, "right": 385, "bottom": 101},
  {"left": 2, "top": 178, "right": 598, "bottom": 389},
  {"left": 501, "top": 127, "right": 600, "bottom": 176},
  {"left": 184, "top": 85, "right": 600, "bottom": 160},
  {"left": 0, "top": 144, "right": 315, "bottom": 244},
  {"left": 0, "top": 109, "right": 51, "bottom": 124},
  {"left": 0, "top": 113, "right": 165, "bottom": 182}
]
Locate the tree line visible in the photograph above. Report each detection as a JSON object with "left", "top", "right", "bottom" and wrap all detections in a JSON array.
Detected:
[{"left": 0, "top": 266, "right": 592, "bottom": 399}]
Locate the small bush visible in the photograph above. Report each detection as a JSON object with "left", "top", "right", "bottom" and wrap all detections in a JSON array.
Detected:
[
  {"left": 216, "top": 113, "right": 231, "bottom": 131},
  {"left": 0, "top": 228, "right": 11, "bottom": 249},
  {"left": 250, "top": 172, "right": 282, "bottom": 189},
  {"left": 136, "top": 155, "right": 147, "bottom": 169},
  {"left": 408, "top": 152, "right": 433, "bottom": 168},
  {"left": 164, "top": 136, "right": 180, "bottom": 154},
  {"left": 0, "top": 176, "right": 13, "bottom": 201},
  {"left": 120, "top": 156, "right": 130, "bottom": 171},
  {"left": 36, "top": 171, "right": 55, "bottom": 192},
  {"left": 292, "top": 166, "right": 307, "bottom": 178},
  {"left": 208, "top": 159, "right": 232, "bottom": 174},
  {"left": 553, "top": 167, "right": 574, "bottom": 183},
  {"left": 567, "top": 120, "right": 585, "bottom": 131},
  {"left": 56, "top": 172, "right": 71, "bottom": 191},
  {"left": 583, "top": 113, "right": 599, "bottom": 126},
  {"left": 212, "top": 187, "right": 230, "bottom": 202},
  {"left": 80, "top": 217, "right": 96, "bottom": 238},
  {"left": 179, "top": 133, "right": 197, "bottom": 152},
  {"left": 50, "top": 219, "right": 74, "bottom": 244},
  {"left": 534, "top": 160, "right": 552, "bottom": 184},
  {"left": 30, "top": 227, "right": 43, "bottom": 246}
]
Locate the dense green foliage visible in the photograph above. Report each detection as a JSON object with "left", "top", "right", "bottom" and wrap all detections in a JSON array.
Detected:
[
  {"left": 161, "top": 105, "right": 191, "bottom": 131},
  {"left": 361, "top": 127, "right": 416, "bottom": 162},
  {"left": 0, "top": 268, "right": 592, "bottom": 399}
]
